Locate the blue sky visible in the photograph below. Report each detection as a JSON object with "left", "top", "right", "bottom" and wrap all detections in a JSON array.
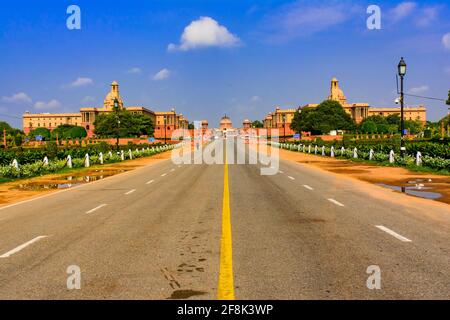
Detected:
[{"left": 1, "top": 0, "right": 449, "bottom": 128}]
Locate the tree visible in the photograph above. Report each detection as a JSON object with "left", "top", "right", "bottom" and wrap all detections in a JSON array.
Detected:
[
  {"left": 52, "top": 124, "right": 87, "bottom": 139},
  {"left": 360, "top": 121, "right": 377, "bottom": 133},
  {"left": 386, "top": 113, "right": 401, "bottom": 126},
  {"left": 291, "top": 100, "right": 355, "bottom": 135},
  {"left": 29, "top": 127, "right": 51, "bottom": 140},
  {"left": 446, "top": 90, "right": 450, "bottom": 106},
  {"left": 93, "top": 109, "right": 154, "bottom": 138},
  {"left": 188, "top": 122, "right": 195, "bottom": 130},
  {"left": 404, "top": 120, "right": 423, "bottom": 135},
  {"left": 251, "top": 120, "right": 264, "bottom": 128}
]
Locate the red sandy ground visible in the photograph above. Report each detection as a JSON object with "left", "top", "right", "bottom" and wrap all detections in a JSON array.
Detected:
[{"left": 275, "top": 147, "right": 450, "bottom": 206}]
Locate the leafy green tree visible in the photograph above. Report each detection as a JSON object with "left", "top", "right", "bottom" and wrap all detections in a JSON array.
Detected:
[
  {"left": 404, "top": 120, "right": 423, "bottom": 135},
  {"left": 386, "top": 113, "right": 401, "bottom": 126},
  {"left": 0, "top": 121, "right": 13, "bottom": 133},
  {"left": 188, "top": 122, "right": 195, "bottom": 130},
  {"left": 360, "top": 121, "right": 377, "bottom": 133},
  {"left": 291, "top": 100, "right": 355, "bottom": 135},
  {"left": 251, "top": 120, "right": 264, "bottom": 128},
  {"left": 29, "top": 127, "right": 51, "bottom": 140},
  {"left": 446, "top": 90, "right": 450, "bottom": 106},
  {"left": 52, "top": 124, "right": 87, "bottom": 139},
  {"left": 94, "top": 109, "right": 154, "bottom": 138}
]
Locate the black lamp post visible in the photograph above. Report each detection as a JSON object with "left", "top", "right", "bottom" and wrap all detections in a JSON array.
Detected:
[
  {"left": 282, "top": 114, "right": 286, "bottom": 143},
  {"left": 114, "top": 98, "right": 120, "bottom": 150},
  {"left": 164, "top": 115, "right": 167, "bottom": 144},
  {"left": 398, "top": 57, "right": 407, "bottom": 157}
]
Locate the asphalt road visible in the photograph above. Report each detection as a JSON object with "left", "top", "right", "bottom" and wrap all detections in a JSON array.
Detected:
[{"left": 0, "top": 139, "right": 449, "bottom": 299}]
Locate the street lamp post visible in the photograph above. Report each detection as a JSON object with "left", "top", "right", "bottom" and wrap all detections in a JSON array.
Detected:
[
  {"left": 282, "top": 114, "right": 286, "bottom": 143},
  {"left": 114, "top": 98, "right": 120, "bottom": 150},
  {"left": 398, "top": 57, "right": 407, "bottom": 157},
  {"left": 164, "top": 115, "right": 167, "bottom": 144}
]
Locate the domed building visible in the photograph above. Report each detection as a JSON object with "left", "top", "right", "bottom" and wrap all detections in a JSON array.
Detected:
[
  {"left": 103, "top": 81, "right": 124, "bottom": 110},
  {"left": 242, "top": 119, "right": 251, "bottom": 130},
  {"left": 219, "top": 115, "right": 233, "bottom": 130}
]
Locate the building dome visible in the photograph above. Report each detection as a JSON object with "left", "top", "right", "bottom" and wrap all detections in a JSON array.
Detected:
[
  {"left": 220, "top": 115, "right": 232, "bottom": 130},
  {"left": 104, "top": 81, "right": 124, "bottom": 109},
  {"left": 329, "top": 77, "right": 347, "bottom": 105}
]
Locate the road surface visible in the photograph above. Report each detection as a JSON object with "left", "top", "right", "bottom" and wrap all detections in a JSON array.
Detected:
[{"left": 0, "top": 139, "right": 449, "bottom": 299}]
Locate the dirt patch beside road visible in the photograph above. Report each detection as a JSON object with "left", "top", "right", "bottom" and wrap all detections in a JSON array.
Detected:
[
  {"left": 277, "top": 148, "right": 450, "bottom": 206},
  {"left": 0, "top": 151, "right": 172, "bottom": 207}
]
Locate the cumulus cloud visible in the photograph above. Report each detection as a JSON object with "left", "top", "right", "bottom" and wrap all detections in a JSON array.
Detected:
[
  {"left": 168, "top": 17, "right": 241, "bottom": 51},
  {"left": 408, "top": 85, "right": 429, "bottom": 95},
  {"left": 152, "top": 68, "right": 171, "bottom": 81},
  {"left": 34, "top": 99, "right": 61, "bottom": 110},
  {"left": 127, "top": 67, "right": 142, "bottom": 74},
  {"left": 2, "top": 92, "right": 32, "bottom": 104},
  {"left": 443, "top": 33, "right": 450, "bottom": 50},
  {"left": 70, "top": 77, "right": 93, "bottom": 87}
]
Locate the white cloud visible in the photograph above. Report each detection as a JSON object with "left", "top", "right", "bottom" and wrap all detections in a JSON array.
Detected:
[
  {"left": 168, "top": 17, "right": 241, "bottom": 51},
  {"left": 2, "top": 92, "right": 32, "bottom": 104},
  {"left": 152, "top": 68, "right": 171, "bottom": 81},
  {"left": 442, "top": 33, "right": 450, "bottom": 50},
  {"left": 390, "top": 2, "right": 417, "bottom": 22},
  {"left": 82, "top": 96, "right": 95, "bottom": 103},
  {"left": 416, "top": 7, "right": 439, "bottom": 27},
  {"left": 127, "top": 67, "right": 142, "bottom": 74},
  {"left": 251, "top": 95, "right": 261, "bottom": 102},
  {"left": 34, "top": 99, "right": 61, "bottom": 110},
  {"left": 408, "top": 85, "right": 429, "bottom": 95},
  {"left": 70, "top": 77, "right": 93, "bottom": 87},
  {"left": 261, "top": 2, "right": 355, "bottom": 43}
]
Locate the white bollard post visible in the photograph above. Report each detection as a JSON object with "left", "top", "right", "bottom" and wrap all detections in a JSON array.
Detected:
[
  {"left": 369, "top": 149, "right": 374, "bottom": 161},
  {"left": 308, "top": 145, "right": 311, "bottom": 153},
  {"left": 331, "top": 146, "right": 335, "bottom": 158},
  {"left": 416, "top": 151, "right": 422, "bottom": 166},
  {"left": 67, "top": 155, "right": 72, "bottom": 168},
  {"left": 43, "top": 156, "right": 49, "bottom": 166},
  {"left": 11, "top": 159, "right": 19, "bottom": 169},
  {"left": 129, "top": 149, "right": 133, "bottom": 160},
  {"left": 108, "top": 151, "right": 113, "bottom": 158},
  {"left": 314, "top": 145, "right": 318, "bottom": 155},
  {"left": 85, "top": 154, "right": 90, "bottom": 167},
  {"left": 353, "top": 148, "right": 358, "bottom": 159},
  {"left": 121, "top": 150, "right": 125, "bottom": 161},
  {"left": 303, "top": 144, "right": 306, "bottom": 153},
  {"left": 389, "top": 150, "right": 395, "bottom": 163},
  {"left": 298, "top": 144, "right": 301, "bottom": 152},
  {"left": 321, "top": 146, "right": 325, "bottom": 156},
  {"left": 99, "top": 152, "right": 104, "bottom": 164},
  {"left": 341, "top": 147, "right": 345, "bottom": 156}
]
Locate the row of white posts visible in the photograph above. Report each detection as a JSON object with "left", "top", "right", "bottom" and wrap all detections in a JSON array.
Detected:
[
  {"left": 10, "top": 144, "right": 177, "bottom": 169},
  {"left": 275, "top": 142, "right": 423, "bottom": 167}
]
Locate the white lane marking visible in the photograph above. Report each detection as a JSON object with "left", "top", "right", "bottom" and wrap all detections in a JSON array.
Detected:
[
  {"left": 146, "top": 179, "right": 154, "bottom": 185},
  {"left": 86, "top": 204, "right": 107, "bottom": 214},
  {"left": 170, "top": 169, "right": 175, "bottom": 172},
  {"left": 303, "top": 185, "right": 314, "bottom": 190},
  {"left": 0, "top": 236, "right": 48, "bottom": 258},
  {"left": 279, "top": 170, "right": 284, "bottom": 174},
  {"left": 375, "top": 225, "right": 412, "bottom": 242},
  {"left": 125, "top": 189, "right": 136, "bottom": 195},
  {"left": 288, "top": 176, "right": 295, "bottom": 180},
  {"left": 0, "top": 157, "right": 173, "bottom": 211},
  {"left": 161, "top": 173, "right": 167, "bottom": 177},
  {"left": 327, "top": 198, "right": 345, "bottom": 207}
]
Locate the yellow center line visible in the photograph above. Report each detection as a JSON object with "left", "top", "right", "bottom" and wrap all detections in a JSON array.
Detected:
[{"left": 217, "top": 146, "right": 235, "bottom": 300}]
